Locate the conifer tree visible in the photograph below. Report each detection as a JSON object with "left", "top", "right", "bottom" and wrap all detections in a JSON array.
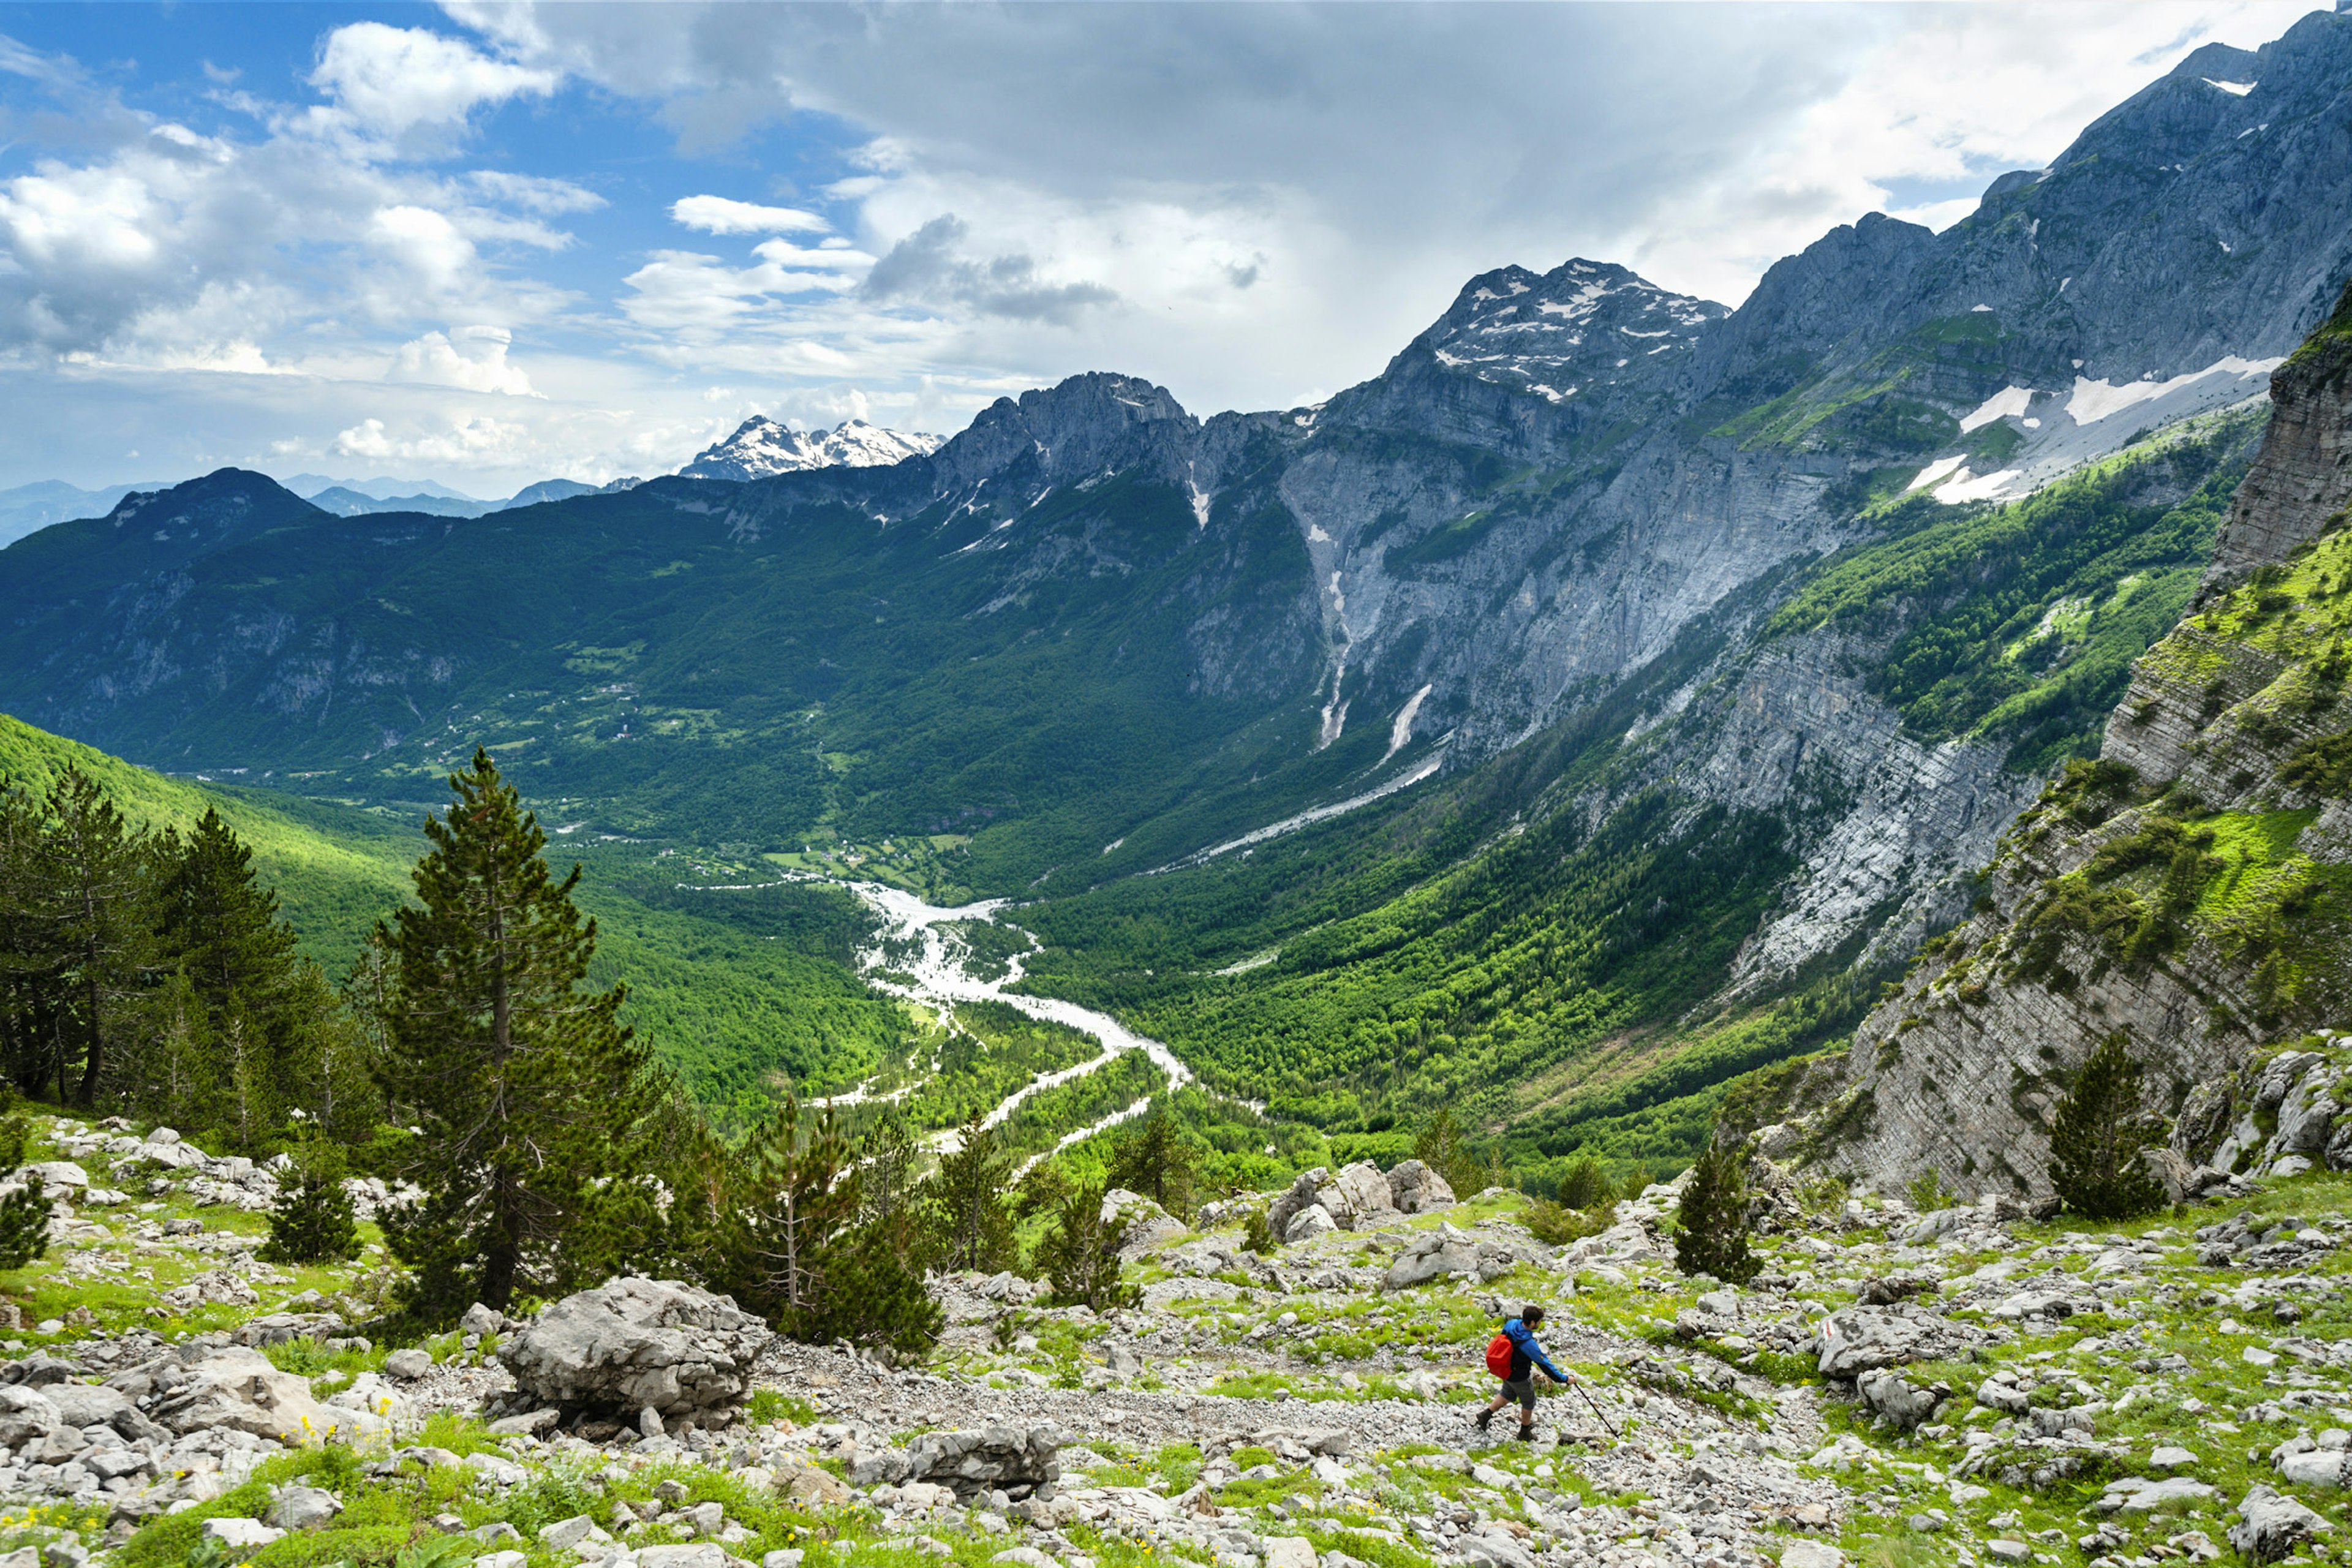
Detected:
[
  {"left": 0, "top": 782, "right": 70, "bottom": 1098},
  {"left": 0, "top": 1092, "right": 48, "bottom": 1270},
  {"left": 1415, "top": 1106, "right": 1486, "bottom": 1199},
  {"left": 1106, "top": 1101, "right": 1198, "bottom": 1219},
  {"left": 2050, "top": 1031, "right": 2166, "bottom": 1220},
  {"left": 929, "top": 1110, "right": 1017, "bottom": 1273},
  {"left": 373, "top": 750, "right": 656, "bottom": 1320},
  {"left": 260, "top": 1139, "right": 360, "bottom": 1265},
  {"left": 1036, "top": 1178, "right": 1139, "bottom": 1312},
  {"left": 42, "top": 768, "right": 149, "bottom": 1106},
  {"left": 1673, "top": 1144, "right": 1760, "bottom": 1284},
  {"left": 687, "top": 1096, "right": 938, "bottom": 1354}
]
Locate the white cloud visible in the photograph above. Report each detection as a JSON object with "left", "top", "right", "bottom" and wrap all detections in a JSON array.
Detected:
[
  {"left": 671, "top": 194, "right": 827, "bottom": 235},
  {"left": 311, "top": 22, "right": 557, "bottom": 139},
  {"left": 388, "top": 325, "right": 537, "bottom": 396}
]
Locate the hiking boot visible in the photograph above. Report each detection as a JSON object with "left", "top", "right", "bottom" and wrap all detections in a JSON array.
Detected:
[
  {"left": 1513, "top": 1425, "right": 1536, "bottom": 1442},
  {"left": 1474, "top": 1408, "right": 1493, "bottom": 1433}
]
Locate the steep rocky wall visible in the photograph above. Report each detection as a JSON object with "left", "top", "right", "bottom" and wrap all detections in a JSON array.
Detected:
[{"left": 1778, "top": 296, "right": 2352, "bottom": 1200}]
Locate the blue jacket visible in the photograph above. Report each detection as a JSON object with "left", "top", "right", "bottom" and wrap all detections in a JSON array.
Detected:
[{"left": 1502, "top": 1317, "right": 1564, "bottom": 1383}]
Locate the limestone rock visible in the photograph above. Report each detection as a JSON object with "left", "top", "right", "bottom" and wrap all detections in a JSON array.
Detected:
[
  {"left": 902, "top": 1423, "right": 1072, "bottom": 1501},
  {"left": 1284, "top": 1204, "right": 1338, "bottom": 1245},
  {"left": 1385, "top": 1160, "right": 1455, "bottom": 1214},
  {"left": 151, "top": 1347, "right": 387, "bottom": 1447},
  {"left": 496, "top": 1275, "right": 771, "bottom": 1420},
  {"left": 1101, "top": 1189, "right": 1186, "bottom": 1257},
  {"left": 2231, "top": 1485, "right": 2332, "bottom": 1563}
]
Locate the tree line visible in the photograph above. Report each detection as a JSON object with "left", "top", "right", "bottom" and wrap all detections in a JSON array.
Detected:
[{"left": 0, "top": 753, "right": 1201, "bottom": 1347}]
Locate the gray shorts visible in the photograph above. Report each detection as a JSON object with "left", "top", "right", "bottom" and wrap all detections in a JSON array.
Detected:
[{"left": 1499, "top": 1377, "right": 1536, "bottom": 1412}]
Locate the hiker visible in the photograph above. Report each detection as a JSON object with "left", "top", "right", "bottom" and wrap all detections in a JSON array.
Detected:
[{"left": 1477, "top": 1303, "right": 1575, "bottom": 1440}]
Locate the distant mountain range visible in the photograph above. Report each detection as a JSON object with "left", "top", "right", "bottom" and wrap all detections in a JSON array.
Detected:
[{"left": 0, "top": 420, "right": 943, "bottom": 540}]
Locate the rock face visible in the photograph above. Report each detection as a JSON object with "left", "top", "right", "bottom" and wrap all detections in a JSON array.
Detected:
[
  {"left": 497, "top": 1277, "right": 771, "bottom": 1425},
  {"left": 1765, "top": 281, "right": 2352, "bottom": 1200},
  {"left": 1101, "top": 1190, "right": 1186, "bottom": 1257},
  {"left": 1384, "top": 1161, "right": 1455, "bottom": 1215}
]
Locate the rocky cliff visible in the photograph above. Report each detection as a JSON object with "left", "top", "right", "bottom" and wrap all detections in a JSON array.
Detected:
[{"left": 1758, "top": 284, "right": 2352, "bottom": 1199}]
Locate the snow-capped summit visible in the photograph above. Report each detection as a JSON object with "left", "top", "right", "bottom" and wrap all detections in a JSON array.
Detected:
[
  {"left": 678, "top": 417, "right": 945, "bottom": 482},
  {"left": 1414, "top": 258, "right": 1727, "bottom": 403}
]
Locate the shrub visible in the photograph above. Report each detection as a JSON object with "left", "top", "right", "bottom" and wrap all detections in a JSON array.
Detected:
[
  {"left": 260, "top": 1140, "right": 360, "bottom": 1265},
  {"left": 1035, "top": 1180, "right": 1140, "bottom": 1312},
  {"left": 1673, "top": 1145, "right": 1760, "bottom": 1283},
  {"left": 1555, "top": 1155, "right": 1615, "bottom": 1210},
  {"left": 1521, "top": 1197, "right": 1607, "bottom": 1245},
  {"left": 0, "top": 1095, "right": 49, "bottom": 1271}
]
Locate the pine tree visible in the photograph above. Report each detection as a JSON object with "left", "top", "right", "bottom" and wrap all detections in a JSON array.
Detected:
[
  {"left": 373, "top": 750, "right": 657, "bottom": 1321},
  {"left": 1673, "top": 1144, "right": 1760, "bottom": 1284},
  {"left": 1036, "top": 1178, "right": 1139, "bottom": 1312},
  {"left": 41, "top": 768, "right": 149, "bottom": 1106},
  {"left": 260, "top": 1140, "right": 360, "bottom": 1264},
  {"left": 0, "top": 1092, "right": 48, "bottom": 1270},
  {"left": 929, "top": 1110, "right": 1017, "bottom": 1273},
  {"left": 0, "top": 782, "right": 72, "bottom": 1099},
  {"left": 1556, "top": 1155, "right": 1614, "bottom": 1211},
  {"left": 2049, "top": 1031, "right": 2166, "bottom": 1220},
  {"left": 687, "top": 1096, "right": 938, "bottom": 1354},
  {"left": 1106, "top": 1101, "right": 1197, "bottom": 1219}
]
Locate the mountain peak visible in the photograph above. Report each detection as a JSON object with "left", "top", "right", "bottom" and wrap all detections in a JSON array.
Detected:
[
  {"left": 679, "top": 417, "right": 944, "bottom": 482},
  {"left": 929, "top": 372, "right": 1201, "bottom": 495},
  {"left": 1409, "top": 256, "right": 1727, "bottom": 403}
]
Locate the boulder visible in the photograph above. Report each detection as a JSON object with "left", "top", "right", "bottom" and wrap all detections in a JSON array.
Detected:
[
  {"left": 45, "top": 1382, "right": 167, "bottom": 1444},
  {"left": 383, "top": 1348, "right": 434, "bottom": 1381},
  {"left": 267, "top": 1485, "right": 342, "bottom": 1530},
  {"left": 1330, "top": 1163, "right": 1398, "bottom": 1227},
  {"left": 2101, "top": 1477, "right": 2219, "bottom": 1514},
  {"left": 902, "top": 1422, "right": 1071, "bottom": 1501},
  {"left": 202, "top": 1518, "right": 286, "bottom": 1550},
  {"left": 328, "top": 1372, "right": 414, "bottom": 1428},
  {"left": 1381, "top": 1223, "right": 1526, "bottom": 1289},
  {"left": 2231, "top": 1486, "right": 2332, "bottom": 1563},
  {"left": 151, "top": 1347, "right": 388, "bottom": 1447},
  {"left": 1265, "top": 1169, "right": 1329, "bottom": 1242},
  {"left": 1101, "top": 1189, "right": 1186, "bottom": 1257},
  {"left": 1856, "top": 1368, "right": 1947, "bottom": 1429},
  {"left": 497, "top": 1275, "right": 771, "bottom": 1422},
  {"left": 1780, "top": 1547, "right": 1845, "bottom": 1568},
  {"left": 1814, "top": 1306, "right": 1978, "bottom": 1379},
  {"left": 1284, "top": 1204, "right": 1338, "bottom": 1244},
  {"left": 1385, "top": 1159, "right": 1455, "bottom": 1213}
]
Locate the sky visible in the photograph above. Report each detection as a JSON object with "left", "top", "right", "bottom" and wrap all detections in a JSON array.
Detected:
[{"left": 0, "top": 1, "right": 2328, "bottom": 498}]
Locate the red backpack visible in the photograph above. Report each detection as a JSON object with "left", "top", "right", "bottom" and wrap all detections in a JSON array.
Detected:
[{"left": 1485, "top": 1332, "right": 1515, "bottom": 1378}]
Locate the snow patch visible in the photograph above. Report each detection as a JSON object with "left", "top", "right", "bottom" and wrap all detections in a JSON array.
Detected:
[
  {"left": 1936, "top": 467, "right": 2026, "bottom": 505},
  {"left": 1907, "top": 455, "right": 1967, "bottom": 492},
  {"left": 1959, "top": 386, "right": 2033, "bottom": 433},
  {"left": 2066, "top": 356, "right": 2281, "bottom": 424},
  {"left": 2204, "top": 78, "right": 2256, "bottom": 96}
]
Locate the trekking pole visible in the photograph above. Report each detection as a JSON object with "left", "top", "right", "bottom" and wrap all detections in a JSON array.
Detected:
[{"left": 1567, "top": 1376, "right": 1619, "bottom": 1439}]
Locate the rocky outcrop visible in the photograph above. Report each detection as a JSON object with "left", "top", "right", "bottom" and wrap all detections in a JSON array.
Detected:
[
  {"left": 496, "top": 1277, "right": 771, "bottom": 1428},
  {"left": 1779, "top": 264, "right": 2352, "bottom": 1201}
]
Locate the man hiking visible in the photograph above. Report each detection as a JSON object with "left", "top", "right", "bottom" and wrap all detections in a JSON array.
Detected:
[{"left": 1477, "top": 1303, "right": 1574, "bottom": 1441}]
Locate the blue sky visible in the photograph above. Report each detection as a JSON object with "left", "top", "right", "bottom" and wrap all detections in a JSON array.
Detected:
[{"left": 0, "top": 1, "right": 2325, "bottom": 496}]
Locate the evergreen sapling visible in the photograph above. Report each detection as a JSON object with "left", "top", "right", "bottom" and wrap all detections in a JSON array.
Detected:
[
  {"left": 262, "top": 1139, "right": 361, "bottom": 1264},
  {"left": 1673, "top": 1144, "right": 1760, "bottom": 1284}
]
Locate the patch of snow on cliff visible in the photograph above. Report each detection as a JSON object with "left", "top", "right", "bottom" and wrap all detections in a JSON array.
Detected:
[
  {"left": 1908, "top": 455, "right": 1967, "bottom": 492},
  {"left": 2204, "top": 78, "right": 2256, "bottom": 96},
  {"left": 1959, "top": 386, "right": 2034, "bottom": 432},
  {"left": 2067, "top": 356, "right": 2281, "bottom": 424}
]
